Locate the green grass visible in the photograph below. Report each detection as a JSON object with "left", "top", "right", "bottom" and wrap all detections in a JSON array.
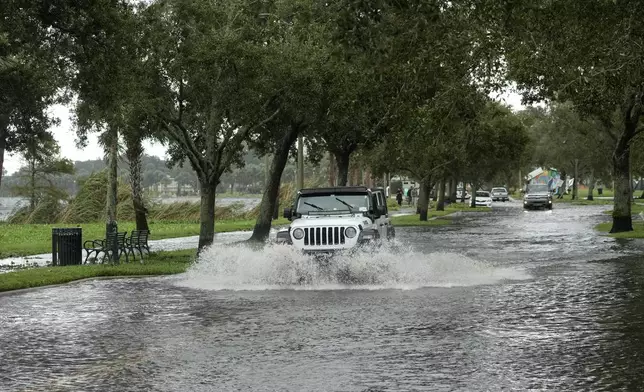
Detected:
[
  {"left": 595, "top": 221, "right": 644, "bottom": 239},
  {"left": 386, "top": 198, "right": 401, "bottom": 211},
  {"left": 390, "top": 203, "right": 490, "bottom": 227},
  {"left": 601, "top": 203, "right": 644, "bottom": 215},
  {"left": 554, "top": 194, "right": 614, "bottom": 205},
  {"left": 445, "top": 203, "right": 492, "bottom": 212},
  {"left": 390, "top": 214, "right": 451, "bottom": 226},
  {"left": 0, "top": 249, "right": 195, "bottom": 293},
  {"left": 0, "top": 218, "right": 289, "bottom": 258}
]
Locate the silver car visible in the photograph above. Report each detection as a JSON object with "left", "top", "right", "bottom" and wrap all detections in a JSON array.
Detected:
[{"left": 491, "top": 187, "right": 509, "bottom": 201}]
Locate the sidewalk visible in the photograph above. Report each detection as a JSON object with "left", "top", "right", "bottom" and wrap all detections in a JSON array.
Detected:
[{"left": 0, "top": 230, "right": 256, "bottom": 269}]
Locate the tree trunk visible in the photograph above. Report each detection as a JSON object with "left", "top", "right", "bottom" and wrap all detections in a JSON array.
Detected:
[
  {"left": 198, "top": 180, "right": 217, "bottom": 250},
  {"left": 610, "top": 142, "right": 633, "bottom": 233},
  {"left": 126, "top": 136, "right": 149, "bottom": 232},
  {"left": 586, "top": 169, "right": 595, "bottom": 201},
  {"left": 249, "top": 124, "right": 300, "bottom": 242},
  {"left": 296, "top": 134, "right": 304, "bottom": 190},
  {"left": 0, "top": 125, "right": 6, "bottom": 190},
  {"left": 449, "top": 178, "right": 457, "bottom": 203},
  {"left": 470, "top": 183, "right": 477, "bottom": 208},
  {"left": 436, "top": 179, "right": 446, "bottom": 211},
  {"left": 572, "top": 159, "right": 579, "bottom": 200},
  {"left": 557, "top": 172, "right": 567, "bottom": 199},
  {"left": 418, "top": 180, "right": 431, "bottom": 221},
  {"left": 328, "top": 153, "right": 336, "bottom": 186},
  {"left": 460, "top": 181, "right": 466, "bottom": 203},
  {"left": 352, "top": 168, "right": 360, "bottom": 186},
  {"left": 30, "top": 159, "right": 36, "bottom": 210},
  {"left": 106, "top": 128, "right": 118, "bottom": 225},
  {"left": 335, "top": 151, "right": 350, "bottom": 187}
]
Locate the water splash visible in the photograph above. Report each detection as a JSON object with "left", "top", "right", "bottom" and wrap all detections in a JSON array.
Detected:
[{"left": 175, "top": 241, "right": 531, "bottom": 291}]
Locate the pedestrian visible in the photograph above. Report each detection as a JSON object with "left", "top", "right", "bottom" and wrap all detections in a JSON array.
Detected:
[
  {"left": 396, "top": 188, "right": 403, "bottom": 206},
  {"left": 407, "top": 186, "right": 414, "bottom": 206}
]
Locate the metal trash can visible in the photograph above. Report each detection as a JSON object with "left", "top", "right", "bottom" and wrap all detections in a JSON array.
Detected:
[
  {"left": 598, "top": 188, "right": 603, "bottom": 195},
  {"left": 52, "top": 228, "right": 82, "bottom": 266}
]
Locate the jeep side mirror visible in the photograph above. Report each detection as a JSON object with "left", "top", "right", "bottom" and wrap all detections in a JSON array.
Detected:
[
  {"left": 377, "top": 205, "right": 386, "bottom": 216},
  {"left": 283, "top": 208, "right": 292, "bottom": 220}
]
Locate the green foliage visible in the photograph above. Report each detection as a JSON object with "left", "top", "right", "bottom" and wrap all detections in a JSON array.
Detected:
[
  {"left": 464, "top": 102, "right": 530, "bottom": 186},
  {"left": 530, "top": 102, "right": 612, "bottom": 180},
  {"left": 7, "top": 197, "right": 64, "bottom": 224},
  {"left": 10, "top": 135, "right": 74, "bottom": 210}
]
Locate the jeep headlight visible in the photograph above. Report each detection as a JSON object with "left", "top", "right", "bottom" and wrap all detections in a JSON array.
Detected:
[
  {"left": 292, "top": 228, "right": 305, "bottom": 240},
  {"left": 345, "top": 227, "right": 357, "bottom": 238}
]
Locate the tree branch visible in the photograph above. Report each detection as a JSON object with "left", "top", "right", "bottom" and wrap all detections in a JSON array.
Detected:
[
  {"left": 213, "top": 107, "right": 281, "bottom": 184},
  {"left": 159, "top": 119, "right": 205, "bottom": 176}
]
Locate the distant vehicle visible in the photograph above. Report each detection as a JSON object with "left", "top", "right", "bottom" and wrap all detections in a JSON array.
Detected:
[
  {"left": 456, "top": 188, "right": 471, "bottom": 200},
  {"left": 472, "top": 191, "right": 493, "bottom": 207},
  {"left": 523, "top": 184, "right": 553, "bottom": 210},
  {"left": 491, "top": 187, "right": 509, "bottom": 202},
  {"left": 278, "top": 186, "right": 394, "bottom": 255}
]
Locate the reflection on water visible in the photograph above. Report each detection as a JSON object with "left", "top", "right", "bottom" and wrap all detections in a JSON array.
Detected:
[{"left": 1, "top": 203, "right": 644, "bottom": 391}]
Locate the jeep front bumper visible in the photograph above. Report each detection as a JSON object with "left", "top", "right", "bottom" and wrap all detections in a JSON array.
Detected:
[{"left": 275, "top": 228, "right": 380, "bottom": 253}]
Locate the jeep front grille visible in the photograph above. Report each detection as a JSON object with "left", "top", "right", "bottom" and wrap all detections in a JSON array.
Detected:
[{"left": 303, "top": 227, "right": 346, "bottom": 246}]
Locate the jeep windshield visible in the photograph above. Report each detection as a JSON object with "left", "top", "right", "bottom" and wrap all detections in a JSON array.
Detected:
[
  {"left": 527, "top": 184, "right": 549, "bottom": 193},
  {"left": 296, "top": 194, "right": 370, "bottom": 214}
]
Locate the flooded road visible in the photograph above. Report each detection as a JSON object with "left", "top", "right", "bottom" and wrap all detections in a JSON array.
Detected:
[{"left": 2, "top": 202, "right": 644, "bottom": 391}]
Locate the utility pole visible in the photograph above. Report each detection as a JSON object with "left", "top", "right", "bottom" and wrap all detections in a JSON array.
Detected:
[{"left": 296, "top": 134, "right": 304, "bottom": 190}]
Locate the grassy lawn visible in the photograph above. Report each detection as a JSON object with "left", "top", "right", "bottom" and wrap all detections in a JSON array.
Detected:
[
  {"left": 0, "top": 218, "right": 289, "bottom": 258},
  {"left": 595, "top": 221, "right": 644, "bottom": 239},
  {"left": 556, "top": 197, "right": 614, "bottom": 205},
  {"left": 0, "top": 249, "right": 195, "bottom": 293},
  {"left": 602, "top": 203, "right": 644, "bottom": 215},
  {"left": 390, "top": 214, "right": 451, "bottom": 226},
  {"left": 445, "top": 203, "right": 492, "bottom": 212},
  {"left": 390, "top": 203, "right": 490, "bottom": 227}
]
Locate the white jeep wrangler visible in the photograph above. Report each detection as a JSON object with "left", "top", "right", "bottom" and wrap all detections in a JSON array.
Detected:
[{"left": 276, "top": 186, "right": 395, "bottom": 254}]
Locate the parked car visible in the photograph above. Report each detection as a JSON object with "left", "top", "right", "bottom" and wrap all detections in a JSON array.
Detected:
[
  {"left": 471, "top": 191, "right": 493, "bottom": 207},
  {"left": 456, "top": 188, "right": 471, "bottom": 200},
  {"left": 491, "top": 187, "right": 509, "bottom": 201}
]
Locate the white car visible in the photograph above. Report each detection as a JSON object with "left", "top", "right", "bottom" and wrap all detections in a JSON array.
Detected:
[
  {"left": 277, "top": 186, "right": 395, "bottom": 254},
  {"left": 471, "top": 191, "right": 493, "bottom": 207},
  {"left": 456, "top": 188, "right": 471, "bottom": 200}
]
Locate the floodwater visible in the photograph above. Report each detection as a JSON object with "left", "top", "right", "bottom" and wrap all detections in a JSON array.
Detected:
[
  {"left": 2, "top": 202, "right": 644, "bottom": 391},
  {"left": 0, "top": 197, "right": 25, "bottom": 222}
]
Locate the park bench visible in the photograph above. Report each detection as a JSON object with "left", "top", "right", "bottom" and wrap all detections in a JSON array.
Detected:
[
  {"left": 83, "top": 232, "right": 129, "bottom": 264},
  {"left": 125, "top": 230, "right": 150, "bottom": 262}
]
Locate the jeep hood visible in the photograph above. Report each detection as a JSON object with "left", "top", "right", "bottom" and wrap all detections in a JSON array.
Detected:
[{"left": 290, "top": 214, "right": 373, "bottom": 228}]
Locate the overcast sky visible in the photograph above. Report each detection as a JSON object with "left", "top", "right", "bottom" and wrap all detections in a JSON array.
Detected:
[{"left": 3, "top": 90, "right": 525, "bottom": 176}]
